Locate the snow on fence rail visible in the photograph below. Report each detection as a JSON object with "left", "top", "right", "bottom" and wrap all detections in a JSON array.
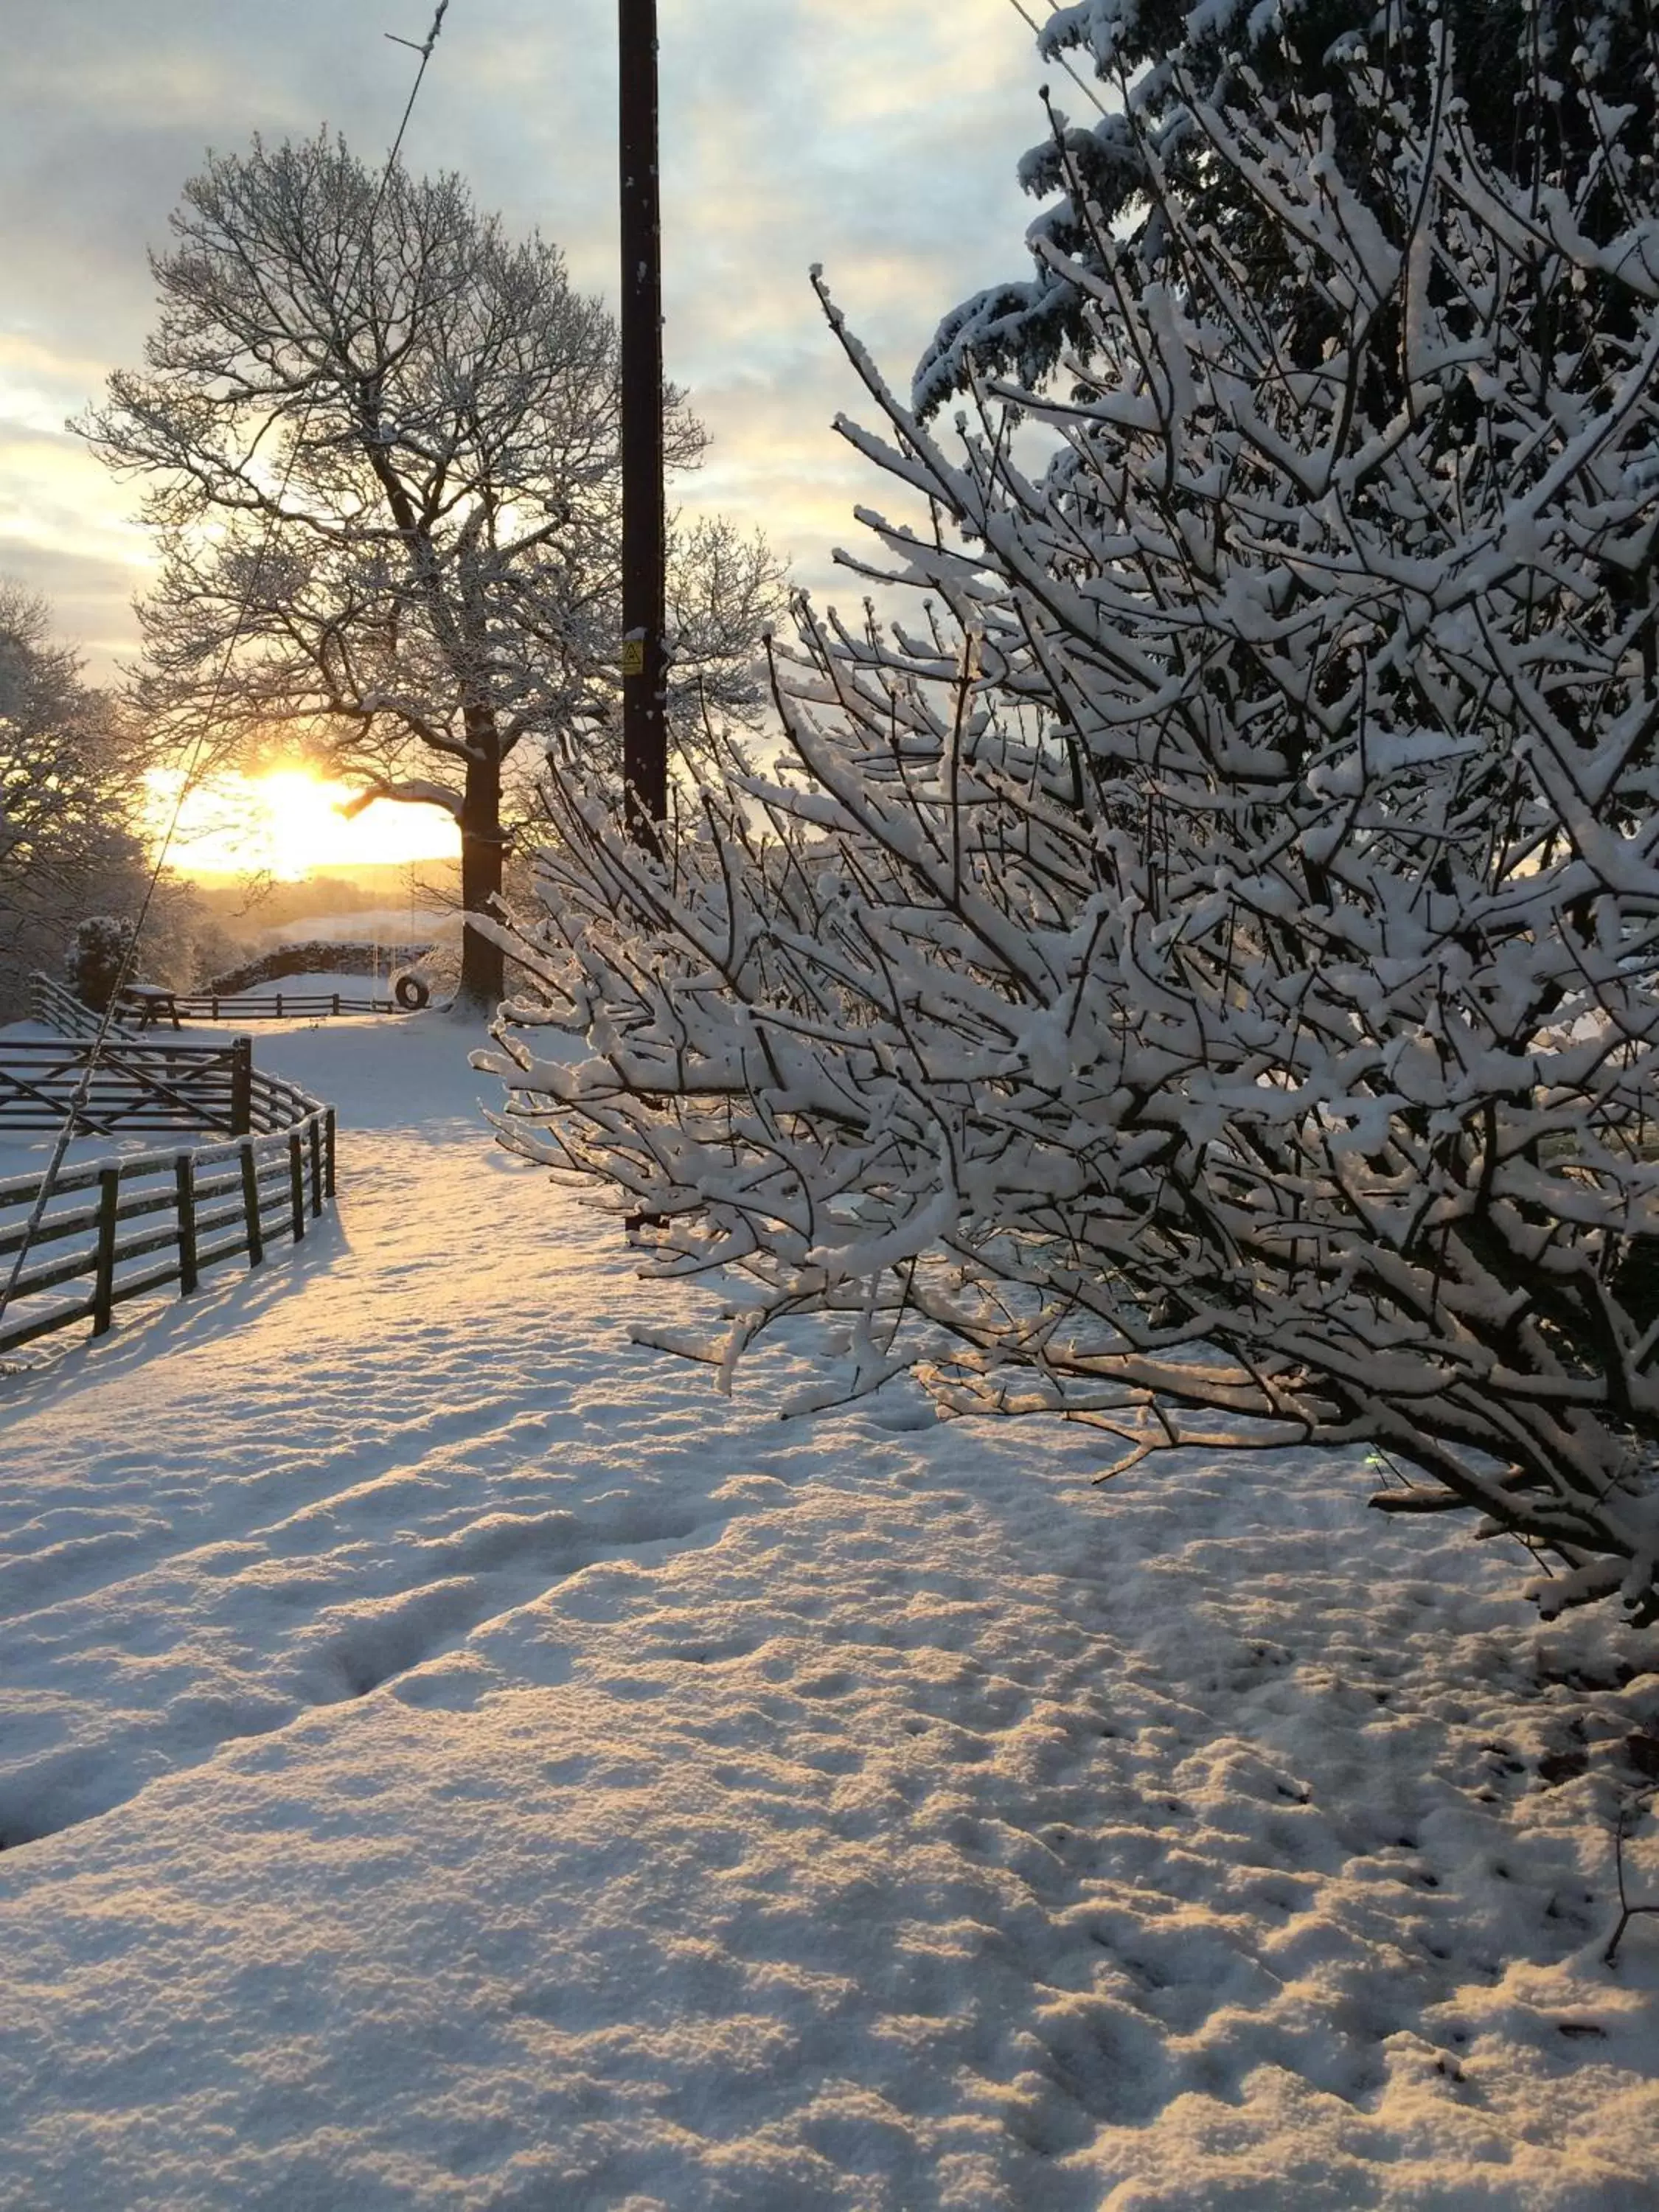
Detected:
[{"left": 0, "top": 1037, "right": 336, "bottom": 1357}]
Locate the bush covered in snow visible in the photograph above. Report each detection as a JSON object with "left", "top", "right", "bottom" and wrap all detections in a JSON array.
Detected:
[
  {"left": 488, "top": 8, "right": 1659, "bottom": 1627},
  {"left": 65, "top": 915, "right": 135, "bottom": 1014}
]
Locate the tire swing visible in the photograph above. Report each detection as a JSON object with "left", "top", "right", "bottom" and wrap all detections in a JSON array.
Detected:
[{"left": 393, "top": 972, "right": 431, "bottom": 1012}]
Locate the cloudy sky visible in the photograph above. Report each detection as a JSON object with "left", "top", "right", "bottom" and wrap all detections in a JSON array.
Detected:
[{"left": 0, "top": 0, "right": 1057, "bottom": 683}]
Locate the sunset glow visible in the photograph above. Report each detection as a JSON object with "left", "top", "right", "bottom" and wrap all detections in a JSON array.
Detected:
[{"left": 149, "top": 768, "right": 461, "bottom": 881}]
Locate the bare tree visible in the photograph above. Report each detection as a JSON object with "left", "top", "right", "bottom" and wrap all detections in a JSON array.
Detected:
[
  {"left": 487, "top": 13, "right": 1659, "bottom": 1628},
  {"left": 84, "top": 131, "right": 771, "bottom": 1008}
]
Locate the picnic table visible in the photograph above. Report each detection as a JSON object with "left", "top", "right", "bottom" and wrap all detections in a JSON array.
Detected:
[{"left": 117, "top": 984, "right": 183, "bottom": 1032}]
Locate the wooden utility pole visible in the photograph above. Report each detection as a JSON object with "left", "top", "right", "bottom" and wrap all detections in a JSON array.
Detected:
[{"left": 618, "top": 0, "right": 668, "bottom": 851}]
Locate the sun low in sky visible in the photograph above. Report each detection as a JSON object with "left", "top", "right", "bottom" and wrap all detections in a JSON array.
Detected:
[{"left": 149, "top": 767, "right": 462, "bottom": 881}]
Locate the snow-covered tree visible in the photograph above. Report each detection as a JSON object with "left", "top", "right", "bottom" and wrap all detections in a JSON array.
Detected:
[
  {"left": 0, "top": 584, "right": 155, "bottom": 1018},
  {"left": 64, "top": 915, "right": 135, "bottom": 1015},
  {"left": 917, "top": 0, "right": 1655, "bottom": 416},
  {"left": 486, "top": 9, "right": 1659, "bottom": 1625},
  {"left": 84, "top": 131, "right": 781, "bottom": 1008}
]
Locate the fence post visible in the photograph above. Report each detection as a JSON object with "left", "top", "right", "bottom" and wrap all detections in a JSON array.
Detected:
[
  {"left": 275, "top": 993, "right": 284, "bottom": 1019},
  {"left": 325, "top": 1107, "right": 337, "bottom": 1199},
  {"left": 333, "top": 992, "right": 341, "bottom": 1017},
  {"left": 309, "top": 1118, "right": 324, "bottom": 1216},
  {"left": 289, "top": 1131, "right": 305, "bottom": 1242},
  {"left": 240, "top": 1141, "right": 264, "bottom": 1267},
  {"left": 175, "top": 1153, "right": 198, "bottom": 1295},
  {"left": 230, "top": 1037, "right": 252, "bottom": 1136},
  {"left": 92, "top": 1167, "right": 119, "bottom": 1335}
]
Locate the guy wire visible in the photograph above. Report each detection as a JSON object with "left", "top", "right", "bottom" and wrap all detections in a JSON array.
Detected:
[{"left": 1001, "top": 0, "right": 1113, "bottom": 121}]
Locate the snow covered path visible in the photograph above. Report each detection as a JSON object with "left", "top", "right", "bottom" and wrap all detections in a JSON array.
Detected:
[{"left": 0, "top": 1016, "right": 1655, "bottom": 2210}]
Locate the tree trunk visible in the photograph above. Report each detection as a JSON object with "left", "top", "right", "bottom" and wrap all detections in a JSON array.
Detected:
[{"left": 457, "top": 738, "right": 504, "bottom": 1010}]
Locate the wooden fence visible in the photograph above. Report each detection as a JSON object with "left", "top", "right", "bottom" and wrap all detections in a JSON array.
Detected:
[
  {"left": 154, "top": 989, "right": 400, "bottom": 1022},
  {"left": 27, "top": 971, "right": 136, "bottom": 1041},
  {"left": 0, "top": 1034, "right": 337, "bottom": 1357},
  {"left": 0, "top": 1113, "right": 335, "bottom": 1355},
  {"left": 29, "top": 970, "right": 413, "bottom": 1029},
  {"left": 0, "top": 1039, "right": 256, "bottom": 1137}
]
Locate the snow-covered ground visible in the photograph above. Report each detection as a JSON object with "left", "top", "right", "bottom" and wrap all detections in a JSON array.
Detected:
[{"left": 0, "top": 1012, "right": 1655, "bottom": 2211}]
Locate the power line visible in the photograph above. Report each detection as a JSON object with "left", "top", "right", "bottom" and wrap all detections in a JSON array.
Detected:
[
  {"left": 0, "top": 1, "right": 455, "bottom": 1354},
  {"left": 386, "top": 0, "right": 448, "bottom": 63},
  {"left": 383, "top": 0, "right": 451, "bottom": 156},
  {"left": 1001, "top": 0, "right": 1113, "bottom": 121}
]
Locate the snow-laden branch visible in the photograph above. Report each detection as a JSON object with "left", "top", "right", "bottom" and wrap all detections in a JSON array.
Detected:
[
  {"left": 337, "top": 777, "right": 462, "bottom": 822},
  {"left": 487, "top": 14, "right": 1659, "bottom": 1627}
]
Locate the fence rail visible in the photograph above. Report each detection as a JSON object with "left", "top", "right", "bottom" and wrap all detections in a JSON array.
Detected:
[
  {"left": 30, "top": 971, "right": 414, "bottom": 1029},
  {"left": 159, "top": 990, "right": 399, "bottom": 1021},
  {"left": 0, "top": 1027, "right": 338, "bottom": 1358},
  {"left": 0, "top": 1039, "right": 256, "bottom": 1136},
  {"left": 0, "top": 1110, "right": 335, "bottom": 1354},
  {"left": 27, "top": 972, "right": 137, "bottom": 1041}
]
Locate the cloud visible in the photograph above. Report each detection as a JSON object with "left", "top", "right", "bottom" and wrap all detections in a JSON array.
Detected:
[
  {"left": 0, "top": 540, "right": 145, "bottom": 671},
  {"left": 0, "top": 0, "right": 1054, "bottom": 676}
]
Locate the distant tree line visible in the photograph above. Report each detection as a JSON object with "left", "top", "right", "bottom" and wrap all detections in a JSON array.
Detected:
[{"left": 0, "top": 582, "right": 228, "bottom": 1020}]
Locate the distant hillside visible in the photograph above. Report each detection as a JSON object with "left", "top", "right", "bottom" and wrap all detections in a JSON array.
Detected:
[
  {"left": 202, "top": 939, "right": 437, "bottom": 993},
  {"left": 189, "top": 861, "right": 460, "bottom": 933}
]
